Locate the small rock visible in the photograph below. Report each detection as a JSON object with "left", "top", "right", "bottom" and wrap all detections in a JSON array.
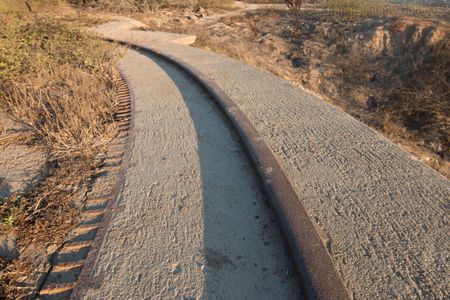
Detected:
[
  {"left": 171, "top": 262, "right": 181, "bottom": 274},
  {"left": 0, "top": 179, "right": 11, "bottom": 198},
  {"left": 46, "top": 244, "right": 59, "bottom": 255},
  {"left": 195, "top": 6, "right": 205, "bottom": 15},
  {"left": 0, "top": 233, "right": 19, "bottom": 260}
]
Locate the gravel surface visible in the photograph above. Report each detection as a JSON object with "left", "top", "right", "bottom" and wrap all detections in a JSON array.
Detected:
[
  {"left": 79, "top": 49, "right": 300, "bottom": 299},
  {"left": 94, "top": 19, "right": 450, "bottom": 299}
]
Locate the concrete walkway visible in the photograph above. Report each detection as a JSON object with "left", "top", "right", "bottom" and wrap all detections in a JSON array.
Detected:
[
  {"left": 76, "top": 49, "right": 301, "bottom": 299},
  {"left": 93, "top": 19, "right": 450, "bottom": 299}
]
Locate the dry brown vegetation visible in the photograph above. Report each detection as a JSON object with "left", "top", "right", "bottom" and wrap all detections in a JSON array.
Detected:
[
  {"left": 139, "top": 1, "right": 450, "bottom": 177},
  {"left": 206, "top": 13, "right": 449, "bottom": 175},
  {"left": 0, "top": 17, "right": 118, "bottom": 158},
  {"left": 0, "top": 3, "right": 119, "bottom": 298},
  {"left": 69, "top": 0, "right": 234, "bottom": 11}
]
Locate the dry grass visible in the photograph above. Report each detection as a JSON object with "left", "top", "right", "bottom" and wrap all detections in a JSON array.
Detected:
[
  {"left": 69, "top": 0, "right": 233, "bottom": 11},
  {"left": 0, "top": 158, "right": 99, "bottom": 298},
  {"left": 193, "top": 29, "right": 254, "bottom": 61},
  {"left": 0, "top": 8, "right": 120, "bottom": 298},
  {"left": 324, "top": 0, "right": 450, "bottom": 22},
  {"left": 2, "top": 67, "right": 116, "bottom": 159},
  {"left": 243, "top": 0, "right": 284, "bottom": 3},
  {"left": 0, "top": 258, "right": 32, "bottom": 299},
  {"left": 198, "top": 0, "right": 234, "bottom": 9},
  {"left": 0, "top": 16, "right": 118, "bottom": 159}
]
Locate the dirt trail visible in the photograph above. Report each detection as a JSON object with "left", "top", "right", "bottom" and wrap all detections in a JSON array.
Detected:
[{"left": 75, "top": 49, "right": 301, "bottom": 299}]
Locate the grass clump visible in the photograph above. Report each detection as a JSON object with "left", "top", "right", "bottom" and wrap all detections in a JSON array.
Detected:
[
  {"left": 0, "top": 15, "right": 118, "bottom": 159},
  {"left": 0, "top": 15, "right": 113, "bottom": 78}
]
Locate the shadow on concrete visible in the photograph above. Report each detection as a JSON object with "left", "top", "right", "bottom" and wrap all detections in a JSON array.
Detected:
[{"left": 142, "top": 50, "right": 302, "bottom": 299}]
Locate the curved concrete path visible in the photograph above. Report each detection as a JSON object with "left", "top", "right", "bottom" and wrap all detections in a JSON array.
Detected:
[
  {"left": 93, "top": 19, "right": 450, "bottom": 299},
  {"left": 74, "top": 49, "right": 301, "bottom": 299}
]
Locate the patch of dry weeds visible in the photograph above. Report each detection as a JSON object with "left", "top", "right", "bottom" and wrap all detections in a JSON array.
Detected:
[{"left": 0, "top": 11, "right": 120, "bottom": 299}]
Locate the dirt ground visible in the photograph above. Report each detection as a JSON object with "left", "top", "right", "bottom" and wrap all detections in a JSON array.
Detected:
[{"left": 137, "top": 4, "right": 450, "bottom": 178}]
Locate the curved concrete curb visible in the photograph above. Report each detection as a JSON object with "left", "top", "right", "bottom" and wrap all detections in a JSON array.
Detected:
[{"left": 105, "top": 38, "right": 349, "bottom": 300}]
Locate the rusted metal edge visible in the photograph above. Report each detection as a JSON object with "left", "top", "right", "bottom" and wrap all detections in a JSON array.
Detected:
[{"left": 105, "top": 38, "right": 349, "bottom": 300}]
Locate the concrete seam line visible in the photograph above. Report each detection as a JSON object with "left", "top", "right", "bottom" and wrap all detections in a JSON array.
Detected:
[{"left": 105, "top": 38, "right": 349, "bottom": 300}]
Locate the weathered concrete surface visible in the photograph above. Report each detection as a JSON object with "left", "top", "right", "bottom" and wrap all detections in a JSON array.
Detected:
[
  {"left": 0, "top": 112, "right": 47, "bottom": 198},
  {"left": 0, "top": 146, "right": 46, "bottom": 197},
  {"left": 78, "top": 50, "right": 300, "bottom": 299},
  {"left": 93, "top": 16, "right": 196, "bottom": 45},
  {"left": 94, "top": 20, "right": 450, "bottom": 299}
]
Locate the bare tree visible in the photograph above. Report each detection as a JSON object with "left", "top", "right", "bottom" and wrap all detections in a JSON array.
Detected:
[{"left": 283, "top": 0, "right": 302, "bottom": 36}]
